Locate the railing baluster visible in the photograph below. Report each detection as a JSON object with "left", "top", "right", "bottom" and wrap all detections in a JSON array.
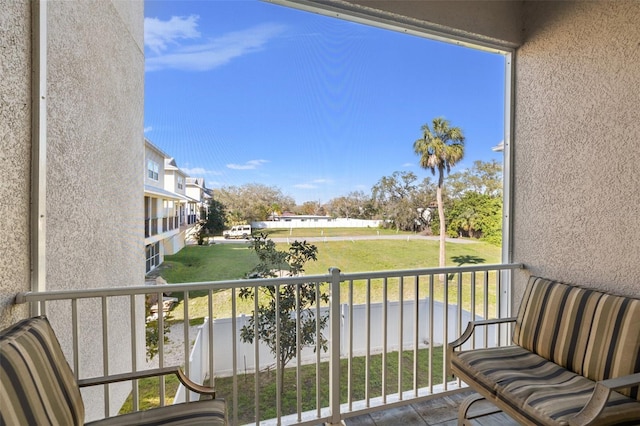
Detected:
[
  {"left": 457, "top": 271, "right": 462, "bottom": 345},
  {"left": 275, "top": 285, "right": 281, "bottom": 423},
  {"left": 158, "top": 290, "right": 165, "bottom": 407},
  {"left": 497, "top": 270, "right": 502, "bottom": 346},
  {"left": 398, "top": 276, "right": 403, "bottom": 399},
  {"left": 328, "top": 268, "right": 341, "bottom": 426},
  {"left": 484, "top": 270, "right": 489, "bottom": 348},
  {"left": 443, "top": 274, "right": 448, "bottom": 391},
  {"left": 183, "top": 291, "right": 190, "bottom": 403},
  {"left": 413, "top": 275, "right": 419, "bottom": 397},
  {"left": 348, "top": 279, "right": 354, "bottom": 410},
  {"left": 471, "top": 272, "right": 476, "bottom": 350},
  {"left": 101, "top": 296, "right": 110, "bottom": 417},
  {"left": 231, "top": 288, "right": 238, "bottom": 424},
  {"left": 129, "top": 294, "right": 138, "bottom": 412},
  {"left": 457, "top": 271, "right": 463, "bottom": 387},
  {"left": 253, "top": 285, "right": 260, "bottom": 424},
  {"left": 365, "top": 278, "right": 371, "bottom": 406},
  {"left": 296, "top": 284, "right": 301, "bottom": 422},
  {"left": 72, "top": 299, "right": 79, "bottom": 380},
  {"left": 207, "top": 289, "right": 214, "bottom": 398},
  {"left": 382, "top": 277, "right": 388, "bottom": 403},
  {"left": 428, "top": 274, "right": 434, "bottom": 393},
  {"left": 315, "top": 282, "right": 321, "bottom": 419}
]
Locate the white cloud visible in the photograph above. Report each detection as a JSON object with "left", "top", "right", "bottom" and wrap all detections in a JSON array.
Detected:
[
  {"left": 294, "top": 179, "right": 332, "bottom": 189},
  {"left": 294, "top": 183, "right": 317, "bottom": 189},
  {"left": 145, "top": 19, "right": 286, "bottom": 72},
  {"left": 402, "top": 162, "right": 414, "bottom": 168},
  {"left": 144, "top": 15, "right": 201, "bottom": 55},
  {"left": 226, "top": 159, "right": 269, "bottom": 170},
  {"left": 182, "top": 167, "right": 222, "bottom": 176},
  {"left": 144, "top": 126, "right": 153, "bottom": 133}
]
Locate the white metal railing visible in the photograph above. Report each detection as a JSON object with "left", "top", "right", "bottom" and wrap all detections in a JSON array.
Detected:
[{"left": 15, "top": 263, "right": 523, "bottom": 425}]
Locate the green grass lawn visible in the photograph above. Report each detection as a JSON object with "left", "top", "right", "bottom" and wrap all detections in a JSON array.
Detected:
[
  {"left": 121, "top": 346, "right": 447, "bottom": 423},
  {"left": 157, "top": 237, "right": 501, "bottom": 324}
]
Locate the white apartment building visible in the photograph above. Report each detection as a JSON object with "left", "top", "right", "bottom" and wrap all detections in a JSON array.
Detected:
[{"left": 144, "top": 140, "right": 209, "bottom": 273}]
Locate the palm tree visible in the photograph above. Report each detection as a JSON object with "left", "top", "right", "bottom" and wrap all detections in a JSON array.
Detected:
[{"left": 413, "top": 117, "right": 465, "bottom": 273}]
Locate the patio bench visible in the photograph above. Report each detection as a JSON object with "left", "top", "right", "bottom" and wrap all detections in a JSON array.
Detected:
[
  {"left": 0, "top": 315, "right": 227, "bottom": 425},
  {"left": 449, "top": 276, "right": 640, "bottom": 426}
]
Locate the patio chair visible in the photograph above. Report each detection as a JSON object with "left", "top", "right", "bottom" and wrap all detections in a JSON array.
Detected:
[{"left": 0, "top": 315, "right": 227, "bottom": 425}]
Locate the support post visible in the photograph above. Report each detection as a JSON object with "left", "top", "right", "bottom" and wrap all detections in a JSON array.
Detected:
[{"left": 327, "top": 267, "right": 343, "bottom": 426}]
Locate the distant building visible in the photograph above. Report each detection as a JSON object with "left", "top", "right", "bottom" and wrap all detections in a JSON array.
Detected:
[
  {"left": 144, "top": 140, "right": 207, "bottom": 273},
  {"left": 253, "top": 212, "right": 382, "bottom": 229}
]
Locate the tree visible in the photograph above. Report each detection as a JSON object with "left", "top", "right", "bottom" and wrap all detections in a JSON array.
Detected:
[
  {"left": 239, "top": 234, "right": 329, "bottom": 397},
  {"left": 203, "top": 198, "right": 226, "bottom": 235},
  {"left": 214, "top": 183, "right": 295, "bottom": 223},
  {"left": 445, "top": 192, "right": 502, "bottom": 245},
  {"left": 326, "top": 191, "right": 376, "bottom": 219},
  {"left": 372, "top": 171, "right": 436, "bottom": 231},
  {"left": 413, "top": 117, "right": 465, "bottom": 271},
  {"left": 446, "top": 160, "right": 502, "bottom": 200}
]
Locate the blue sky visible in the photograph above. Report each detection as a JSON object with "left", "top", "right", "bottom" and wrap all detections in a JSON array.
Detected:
[{"left": 144, "top": 0, "right": 506, "bottom": 204}]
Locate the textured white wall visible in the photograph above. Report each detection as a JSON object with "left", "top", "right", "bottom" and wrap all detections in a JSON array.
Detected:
[
  {"left": 0, "top": 1, "right": 31, "bottom": 328},
  {"left": 45, "top": 1, "right": 145, "bottom": 420},
  {"left": 512, "top": 1, "right": 640, "bottom": 303},
  {"left": 1, "top": 1, "right": 144, "bottom": 420}
]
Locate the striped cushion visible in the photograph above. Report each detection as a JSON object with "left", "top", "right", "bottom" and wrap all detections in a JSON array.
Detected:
[
  {"left": 513, "top": 276, "right": 640, "bottom": 399},
  {"left": 512, "top": 276, "right": 604, "bottom": 374},
  {"left": 582, "top": 293, "right": 640, "bottom": 399},
  {"left": 452, "top": 346, "right": 640, "bottom": 425},
  {"left": 0, "top": 316, "right": 85, "bottom": 426},
  {"left": 85, "top": 399, "right": 227, "bottom": 426}
]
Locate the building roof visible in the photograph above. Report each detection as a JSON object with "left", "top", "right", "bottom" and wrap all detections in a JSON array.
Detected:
[{"left": 144, "top": 184, "right": 184, "bottom": 200}]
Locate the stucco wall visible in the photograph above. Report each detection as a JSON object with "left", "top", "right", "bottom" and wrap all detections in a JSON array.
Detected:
[
  {"left": 512, "top": 1, "right": 640, "bottom": 303},
  {"left": 45, "top": 1, "right": 145, "bottom": 420},
  {"left": 1, "top": 1, "right": 144, "bottom": 419},
  {"left": 0, "top": 1, "right": 31, "bottom": 328}
]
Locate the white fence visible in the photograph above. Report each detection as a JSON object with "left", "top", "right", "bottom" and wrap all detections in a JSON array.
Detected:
[
  {"left": 252, "top": 218, "right": 383, "bottom": 229},
  {"left": 175, "top": 298, "right": 496, "bottom": 400}
]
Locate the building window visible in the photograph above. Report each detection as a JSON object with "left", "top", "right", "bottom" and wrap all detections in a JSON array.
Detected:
[
  {"left": 145, "top": 242, "right": 160, "bottom": 273},
  {"left": 177, "top": 176, "right": 184, "bottom": 190},
  {"left": 147, "top": 160, "right": 159, "bottom": 181}
]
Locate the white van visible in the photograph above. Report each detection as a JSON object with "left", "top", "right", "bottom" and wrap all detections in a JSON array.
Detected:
[{"left": 223, "top": 225, "right": 252, "bottom": 239}]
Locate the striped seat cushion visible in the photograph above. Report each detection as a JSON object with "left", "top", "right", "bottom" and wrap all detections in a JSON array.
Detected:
[
  {"left": 452, "top": 346, "right": 640, "bottom": 425},
  {"left": 0, "top": 316, "right": 85, "bottom": 426},
  {"left": 582, "top": 293, "right": 640, "bottom": 399},
  {"left": 512, "top": 276, "right": 604, "bottom": 374},
  {"left": 85, "top": 399, "right": 227, "bottom": 426}
]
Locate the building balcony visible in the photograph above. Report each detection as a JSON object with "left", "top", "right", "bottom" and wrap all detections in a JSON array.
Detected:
[
  {"left": 162, "top": 216, "right": 180, "bottom": 232},
  {"left": 145, "top": 218, "right": 159, "bottom": 238},
  {"left": 15, "top": 263, "right": 523, "bottom": 425}
]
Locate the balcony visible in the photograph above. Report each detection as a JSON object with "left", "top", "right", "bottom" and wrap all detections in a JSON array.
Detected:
[
  {"left": 15, "top": 263, "right": 523, "bottom": 425},
  {"left": 145, "top": 218, "right": 159, "bottom": 238},
  {"left": 162, "top": 216, "right": 180, "bottom": 232}
]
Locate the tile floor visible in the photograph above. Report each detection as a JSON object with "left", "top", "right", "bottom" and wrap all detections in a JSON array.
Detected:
[{"left": 342, "top": 391, "right": 518, "bottom": 426}]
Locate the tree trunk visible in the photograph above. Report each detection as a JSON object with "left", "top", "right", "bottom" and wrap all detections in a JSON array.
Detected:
[{"left": 437, "top": 168, "right": 446, "bottom": 282}]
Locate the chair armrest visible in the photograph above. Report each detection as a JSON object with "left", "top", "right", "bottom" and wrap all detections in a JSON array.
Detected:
[
  {"left": 448, "top": 317, "right": 517, "bottom": 351},
  {"left": 78, "top": 366, "right": 216, "bottom": 398},
  {"left": 569, "top": 373, "right": 640, "bottom": 426}
]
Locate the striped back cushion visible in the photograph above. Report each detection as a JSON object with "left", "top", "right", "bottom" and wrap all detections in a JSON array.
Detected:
[
  {"left": 582, "top": 294, "right": 640, "bottom": 400},
  {"left": 0, "top": 316, "right": 84, "bottom": 425},
  {"left": 513, "top": 276, "right": 603, "bottom": 374}
]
